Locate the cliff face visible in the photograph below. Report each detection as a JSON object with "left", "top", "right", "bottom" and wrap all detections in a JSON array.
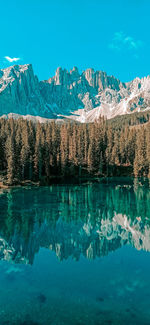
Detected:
[
  {"left": 0, "top": 64, "right": 150, "bottom": 122},
  {"left": 0, "top": 64, "right": 45, "bottom": 116}
]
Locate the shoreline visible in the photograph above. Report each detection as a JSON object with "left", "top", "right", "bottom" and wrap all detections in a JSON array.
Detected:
[{"left": 0, "top": 175, "right": 149, "bottom": 190}]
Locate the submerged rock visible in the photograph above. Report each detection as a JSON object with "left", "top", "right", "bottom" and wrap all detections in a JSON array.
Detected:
[
  {"left": 96, "top": 296, "right": 104, "bottom": 302},
  {"left": 37, "top": 293, "right": 47, "bottom": 304},
  {"left": 5, "top": 265, "right": 22, "bottom": 275}
]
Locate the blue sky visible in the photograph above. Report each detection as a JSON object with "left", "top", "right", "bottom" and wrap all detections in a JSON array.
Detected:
[{"left": 0, "top": 0, "right": 149, "bottom": 82}]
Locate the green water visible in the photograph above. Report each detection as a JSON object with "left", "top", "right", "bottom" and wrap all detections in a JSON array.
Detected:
[{"left": 0, "top": 178, "right": 150, "bottom": 325}]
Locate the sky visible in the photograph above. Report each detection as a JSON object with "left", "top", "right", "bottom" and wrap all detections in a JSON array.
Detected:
[{"left": 0, "top": 0, "right": 149, "bottom": 82}]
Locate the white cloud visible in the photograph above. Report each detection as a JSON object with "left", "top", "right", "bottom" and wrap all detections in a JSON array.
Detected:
[
  {"left": 109, "top": 32, "right": 143, "bottom": 52},
  {"left": 4, "top": 56, "right": 20, "bottom": 63}
]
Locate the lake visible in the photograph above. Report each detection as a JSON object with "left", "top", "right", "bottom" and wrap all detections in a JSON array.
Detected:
[{"left": 0, "top": 178, "right": 150, "bottom": 325}]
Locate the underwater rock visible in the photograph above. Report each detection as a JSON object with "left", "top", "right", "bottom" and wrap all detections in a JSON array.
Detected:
[
  {"left": 37, "top": 293, "right": 47, "bottom": 304},
  {"left": 5, "top": 265, "right": 23, "bottom": 275},
  {"left": 125, "top": 308, "right": 131, "bottom": 313},
  {"left": 5, "top": 273, "right": 16, "bottom": 282},
  {"left": 96, "top": 296, "right": 104, "bottom": 302}
]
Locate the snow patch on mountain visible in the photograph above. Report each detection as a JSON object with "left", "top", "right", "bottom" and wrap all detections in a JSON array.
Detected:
[{"left": 0, "top": 64, "right": 150, "bottom": 122}]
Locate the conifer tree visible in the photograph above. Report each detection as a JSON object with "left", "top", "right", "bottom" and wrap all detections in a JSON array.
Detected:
[
  {"left": 20, "top": 121, "right": 30, "bottom": 180},
  {"left": 88, "top": 124, "right": 96, "bottom": 172},
  {"left": 60, "top": 124, "right": 69, "bottom": 175},
  {"left": 146, "top": 123, "right": 150, "bottom": 177},
  {"left": 134, "top": 127, "right": 147, "bottom": 177},
  {"left": 0, "top": 114, "right": 149, "bottom": 183},
  {"left": 34, "top": 123, "right": 43, "bottom": 180},
  {"left": 5, "top": 135, "right": 15, "bottom": 185}
]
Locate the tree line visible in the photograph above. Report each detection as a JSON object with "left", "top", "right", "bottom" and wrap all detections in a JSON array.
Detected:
[{"left": 0, "top": 116, "right": 149, "bottom": 185}]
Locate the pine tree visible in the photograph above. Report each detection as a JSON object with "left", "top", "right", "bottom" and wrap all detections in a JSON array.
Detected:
[
  {"left": 45, "top": 123, "right": 52, "bottom": 179},
  {"left": 134, "top": 127, "right": 147, "bottom": 177},
  {"left": 60, "top": 124, "right": 69, "bottom": 175},
  {"left": 34, "top": 123, "right": 43, "bottom": 181},
  {"left": 146, "top": 123, "right": 150, "bottom": 177},
  {"left": 87, "top": 124, "right": 96, "bottom": 172},
  {"left": 20, "top": 121, "right": 30, "bottom": 180},
  {"left": 111, "top": 131, "right": 120, "bottom": 165},
  {"left": 0, "top": 114, "right": 149, "bottom": 184},
  {"left": 5, "top": 135, "right": 15, "bottom": 185},
  {"left": 105, "top": 127, "right": 113, "bottom": 175}
]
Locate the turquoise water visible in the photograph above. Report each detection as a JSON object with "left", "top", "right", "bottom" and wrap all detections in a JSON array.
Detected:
[{"left": 0, "top": 178, "right": 150, "bottom": 324}]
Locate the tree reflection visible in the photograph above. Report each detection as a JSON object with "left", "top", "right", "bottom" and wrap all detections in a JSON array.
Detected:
[{"left": 0, "top": 179, "right": 150, "bottom": 264}]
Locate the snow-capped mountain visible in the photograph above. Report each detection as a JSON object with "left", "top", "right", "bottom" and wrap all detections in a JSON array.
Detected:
[{"left": 0, "top": 63, "right": 150, "bottom": 122}]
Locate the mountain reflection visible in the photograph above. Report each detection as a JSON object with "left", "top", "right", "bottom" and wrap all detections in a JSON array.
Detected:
[{"left": 0, "top": 178, "right": 150, "bottom": 265}]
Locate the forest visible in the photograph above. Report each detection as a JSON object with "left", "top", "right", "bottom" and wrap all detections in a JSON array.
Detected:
[{"left": 0, "top": 111, "right": 150, "bottom": 185}]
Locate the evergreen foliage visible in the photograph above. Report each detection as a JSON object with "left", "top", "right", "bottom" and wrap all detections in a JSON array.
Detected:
[{"left": 0, "top": 116, "right": 149, "bottom": 185}]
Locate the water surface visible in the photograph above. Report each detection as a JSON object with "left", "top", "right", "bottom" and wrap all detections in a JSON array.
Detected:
[{"left": 0, "top": 178, "right": 150, "bottom": 324}]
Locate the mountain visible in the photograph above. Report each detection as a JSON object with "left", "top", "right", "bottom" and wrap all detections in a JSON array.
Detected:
[{"left": 0, "top": 64, "right": 150, "bottom": 122}]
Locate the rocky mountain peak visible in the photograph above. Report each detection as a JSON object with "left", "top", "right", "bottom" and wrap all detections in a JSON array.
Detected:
[
  {"left": 54, "top": 66, "right": 64, "bottom": 85},
  {"left": 0, "top": 63, "right": 150, "bottom": 122},
  {"left": 0, "top": 64, "right": 34, "bottom": 91},
  {"left": 83, "top": 68, "right": 95, "bottom": 87},
  {"left": 70, "top": 66, "right": 80, "bottom": 80},
  {"left": 0, "top": 64, "right": 44, "bottom": 116}
]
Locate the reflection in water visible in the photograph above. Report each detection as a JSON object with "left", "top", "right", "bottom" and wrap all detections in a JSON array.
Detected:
[
  {"left": 0, "top": 178, "right": 150, "bottom": 325},
  {"left": 0, "top": 178, "right": 150, "bottom": 264}
]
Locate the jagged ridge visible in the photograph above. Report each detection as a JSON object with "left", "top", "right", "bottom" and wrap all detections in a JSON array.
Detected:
[{"left": 0, "top": 64, "right": 150, "bottom": 122}]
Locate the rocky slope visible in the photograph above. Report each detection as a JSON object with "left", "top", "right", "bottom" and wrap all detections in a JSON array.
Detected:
[{"left": 0, "top": 64, "right": 150, "bottom": 122}]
